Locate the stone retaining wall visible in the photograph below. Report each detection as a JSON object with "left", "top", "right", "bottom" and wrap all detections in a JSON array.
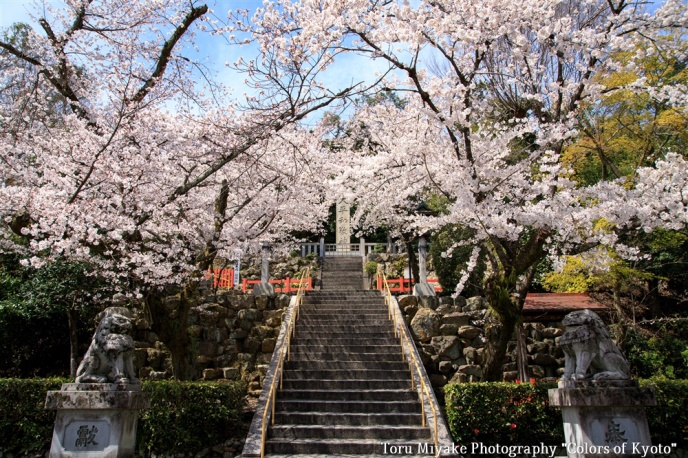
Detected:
[
  {"left": 133, "top": 289, "right": 565, "bottom": 393},
  {"left": 403, "top": 295, "right": 566, "bottom": 388},
  {"left": 133, "top": 289, "right": 289, "bottom": 396}
]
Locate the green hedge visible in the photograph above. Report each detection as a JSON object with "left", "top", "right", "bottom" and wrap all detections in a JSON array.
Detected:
[
  {"left": 0, "top": 378, "right": 247, "bottom": 456},
  {"left": 445, "top": 379, "right": 688, "bottom": 448},
  {"left": 137, "top": 380, "right": 247, "bottom": 454},
  {"left": 445, "top": 382, "right": 563, "bottom": 447},
  {"left": 0, "top": 378, "right": 64, "bottom": 455},
  {"left": 640, "top": 377, "right": 688, "bottom": 447}
]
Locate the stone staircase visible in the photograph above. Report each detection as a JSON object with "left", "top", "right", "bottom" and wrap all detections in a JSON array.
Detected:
[
  {"left": 262, "top": 290, "right": 434, "bottom": 457},
  {"left": 320, "top": 256, "right": 363, "bottom": 290}
]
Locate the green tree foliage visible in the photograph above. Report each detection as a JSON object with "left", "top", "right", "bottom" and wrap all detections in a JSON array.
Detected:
[
  {"left": 563, "top": 39, "right": 688, "bottom": 185},
  {"left": 555, "top": 38, "right": 688, "bottom": 302},
  {"left": 0, "top": 255, "right": 109, "bottom": 376},
  {"left": 622, "top": 321, "right": 688, "bottom": 379},
  {"left": 430, "top": 225, "right": 486, "bottom": 297}
]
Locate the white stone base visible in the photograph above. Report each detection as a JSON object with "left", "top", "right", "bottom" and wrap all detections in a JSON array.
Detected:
[
  {"left": 549, "top": 381, "right": 656, "bottom": 458},
  {"left": 45, "top": 384, "right": 150, "bottom": 458}
]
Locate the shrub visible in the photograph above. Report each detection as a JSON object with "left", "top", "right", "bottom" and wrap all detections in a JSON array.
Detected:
[
  {"left": 623, "top": 324, "right": 688, "bottom": 379},
  {"left": 0, "top": 378, "right": 64, "bottom": 455},
  {"left": 640, "top": 377, "right": 688, "bottom": 447},
  {"left": 444, "top": 382, "right": 562, "bottom": 447},
  {"left": 364, "top": 261, "right": 378, "bottom": 276},
  {"left": 137, "top": 380, "right": 247, "bottom": 454},
  {"left": 0, "top": 378, "right": 247, "bottom": 455},
  {"left": 445, "top": 380, "right": 688, "bottom": 449}
]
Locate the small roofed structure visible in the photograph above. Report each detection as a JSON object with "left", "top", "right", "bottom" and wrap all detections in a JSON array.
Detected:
[{"left": 523, "top": 293, "right": 607, "bottom": 322}]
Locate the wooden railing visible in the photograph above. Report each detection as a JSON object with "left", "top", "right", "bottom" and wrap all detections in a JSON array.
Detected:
[
  {"left": 376, "top": 276, "right": 443, "bottom": 293},
  {"left": 259, "top": 267, "right": 310, "bottom": 458},
  {"left": 379, "top": 269, "right": 439, "bottom": 456}
]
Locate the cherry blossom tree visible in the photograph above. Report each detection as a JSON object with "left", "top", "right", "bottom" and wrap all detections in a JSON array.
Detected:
[
  {"left": 274, "top": 0, "right": 688, "bottom": 380},
  {"left": 0, "top": 0, "right": 363, "bottom": 378}
]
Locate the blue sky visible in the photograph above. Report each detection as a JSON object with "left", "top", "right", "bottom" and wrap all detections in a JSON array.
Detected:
[
  {"left": 0, "top": 0, "right": 389, "bottom": 121},
  {"left": 0, "top": 0, "right": 664, "bottom": 122}
]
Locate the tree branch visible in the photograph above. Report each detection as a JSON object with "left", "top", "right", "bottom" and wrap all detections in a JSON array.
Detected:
[{"left": 129, "top": 4, "right": 208, "bottom": 105}]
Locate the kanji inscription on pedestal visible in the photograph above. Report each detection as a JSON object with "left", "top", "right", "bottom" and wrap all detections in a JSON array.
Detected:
[{"left": 64, "top": 420, "right": 109, "bottom": 452}]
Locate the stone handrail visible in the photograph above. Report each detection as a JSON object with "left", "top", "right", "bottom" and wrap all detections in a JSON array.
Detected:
[
  {"left": 379, "top": 271, "right": 456, "bottom": 457},
  {"left": 240, "top": 267, "right": 310, "bottom": 458}
]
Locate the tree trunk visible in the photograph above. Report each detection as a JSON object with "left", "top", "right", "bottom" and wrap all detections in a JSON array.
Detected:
[
  {"left": 515, "top": 323, "right": 529, "bottom": 382},
  {"left": 142, "top": 181, "right": 230, "bottom": 380},
  {"left": 145, "top": 283, "right": 197, "bottom": 380},
  {"left": 403, "top": 236, "right": 419, "bottom": 290},
  {"left": 68, "top": 308, "right": 80, "bottom": 378},
  {"left": 482, "top": 313, "right": 518, "bottom": 381},
  {"left": 647, "top": 278, "right": 661, "bottom": 317}
]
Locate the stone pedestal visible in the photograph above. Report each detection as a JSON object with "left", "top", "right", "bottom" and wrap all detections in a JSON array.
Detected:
[
  {"left": 45, "top": 383, "right": 150, "bottom": 458},
  {"left": 253, "top": 282, "right": 276, "bottom": 297},
  {"left": 549, "top": 380, "right": 656, "bottom": 458},
  {"left": 413, "top": 283, "right": 438, "bottom": 309}
]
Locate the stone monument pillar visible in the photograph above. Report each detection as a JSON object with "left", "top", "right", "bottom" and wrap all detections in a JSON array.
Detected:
[
  {"left": 418, "top": 235, "right": 428, "bottom": 283},
  {"left": 336, "top": 201, "right": 351, "bottom": 253},
  {"left": 413, "top": 235, "right": 437, "bottom": 307},
  {"left": 548, "top": 309, "right": 656, "bottom": 458},
  {"left": 45, "top": 307, "right": 150, "bottom": 458},
  {"left": 253, "top": 241, "right": 275, "bottom": 297}
]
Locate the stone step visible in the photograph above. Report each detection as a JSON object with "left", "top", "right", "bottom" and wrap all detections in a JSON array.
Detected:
[
  {"left": 301, "top": 299, "right": 388, "bottom": 311},
  {"left": 293, "top": 333, "right": 396, "bottom": 342},
  {"left": 295, "top": 324, "right": 394, "bottom": 334},
  {"left": 278, "top": 389, "right": 418, "bottom": 402},
  {"left": 320, "top": 286, "right": 362, "bottom": 291},
  {"left": 321, "top": 264, "right": 362, "bottom": 268},
  {"left": 280, "top": 379, "right": 412, "bottom": 390},
  {"left": 273, "top": 411, "right": 423, "bottom": 426},
  {"left": 297, "top": 316, "right": 389, "bottom": 324},
  {"left": 299, "top": 306, "right": 387, "bottom": 312},
  {"left": 275, "top": 399, "right": 421, "bottom": 414},
  {"left": 320, "top": 274, "right": 362, "bottom": 279},
  {"left": 264, "top": 439, "right": 431, "bottom": 456},
  {"left": 267, "top": 455, "right": 433, "bottom": 458},
  {"left": 298, "top": 313, "right": 389, "bottom": 320},
  {"left": 268, "top": 424, "right": 430, "bottom": 440},
  {"left": 289, "top": 344, "right": 402, "bottom": 354},
  {"left": 304, "top": 292, "right": 377, "bottom": 297},
  {"left": 285, "top": 360, "right": 409, "bottom": 371},
  {"left": 301, "top": 298, "right": 384, "bottom": 303},
  {"left": 291, "top": 338, "right": 399, "bottom": 347},
  {"left": 280, "top": 369, "right": 412, "bottom": 380},
  {"left": 288, "top": 349, "right": 403, "bottom": 360}
]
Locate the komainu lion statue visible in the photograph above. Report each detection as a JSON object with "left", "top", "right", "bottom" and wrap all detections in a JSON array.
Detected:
[
  {"left": 76, "top": 307, "right": 138, "bottom": 384},
  {"left": 560, "top": 309, "right": 630, "bottom": 381}
]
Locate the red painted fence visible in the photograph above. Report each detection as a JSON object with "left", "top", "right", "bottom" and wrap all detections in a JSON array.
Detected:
[
  {"left": 206, "top": 268, "right": 235, "bottom": 288},
  {"left": 242, "top": 277, "right": 313, "bottom": 293},
  {"left": 205, "top": 269, "right": 313, "bottom": 293},
  {"left": 376, "top": 277, "right": 443, "bottom": 293}
]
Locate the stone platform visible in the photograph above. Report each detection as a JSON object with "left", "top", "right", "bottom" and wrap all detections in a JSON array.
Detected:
[{"left": 45, "top": 383, "right": 150, "bottom": 458}]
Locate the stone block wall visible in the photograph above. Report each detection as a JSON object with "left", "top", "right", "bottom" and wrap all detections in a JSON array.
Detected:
[
  {"left": 132, "top": 286, "right": 566, "bottom": 395},
  {"left": 132, "top": 289, "right": 291, "bottom": 396},
  {"left": 403, "top": 295, "right": 566, "bottom": 388}
]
